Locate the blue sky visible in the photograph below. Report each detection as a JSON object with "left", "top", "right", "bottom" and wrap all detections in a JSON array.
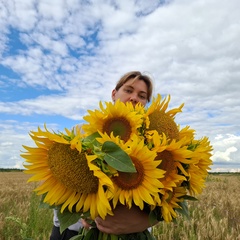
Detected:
[{"left": 0, "top": 0, "right": 240, "bottom": 172}]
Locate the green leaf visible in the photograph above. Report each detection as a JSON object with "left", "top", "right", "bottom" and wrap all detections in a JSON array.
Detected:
[
  {"left": 82, "top": 132, "right": 101, "bottom": 148},
  {"left": 39, "top": 193, "right": 52, "bottom": 209},
  {"left": 144, "top": 229, "right": 156, "bottom": 240},
  {"left": 57, "top": 209, "right": 81, "bottom": 233},
  {"left": 102, "top": 141, "right": 136, "bottom": 172},
  {"left": 118, "top": 230, "right": 155, "bottom": 240},
  {"left": 175, "top": 200, "right": 190, "bottom": 219},
  {"left": 69, "top": 235, "right": 84, "bottom": 240},
  {"left": 83, "top": 228, "right": 99, "bottom": 240},
  {"left": 182, "top": 195, "right": 198, "bottom": 201}
]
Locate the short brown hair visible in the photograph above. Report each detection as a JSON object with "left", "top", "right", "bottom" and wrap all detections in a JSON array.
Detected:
[{"left": 115, "top": 71, "right": 153, "bottom": 102}]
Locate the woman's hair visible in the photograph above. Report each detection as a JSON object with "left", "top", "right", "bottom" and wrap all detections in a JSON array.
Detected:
[{"left": 115, "top": 71, "right": 153, "bottom": 102}]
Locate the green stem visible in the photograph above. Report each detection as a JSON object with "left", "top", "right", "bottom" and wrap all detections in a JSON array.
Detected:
[
  {"left": 98, "top": 231, "right": 102, "bottom": 240},
  {"left": 110, "top": 234, "right": 118, "bottom": 240}
]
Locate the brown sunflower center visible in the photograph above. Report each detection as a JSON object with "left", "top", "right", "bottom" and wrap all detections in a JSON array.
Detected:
[
  {"left": 48, "top": 143, "right": 98, "bottom": 194},
  {"left": 156, "top": 150, "right": 175, "bottom": 180},
  {"left": 102, "top": 117, "right": 131, "bottom": 142},
  {"left": 148, "top": 111, "right": 179, "bottom": 140},
  {"left": 113, "top": 157, "right": 144, "bottom": 189}
]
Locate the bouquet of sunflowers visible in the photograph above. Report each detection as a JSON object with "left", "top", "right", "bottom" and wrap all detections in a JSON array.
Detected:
[{"left": 22, "top": 94, "right": 213, "bottom": 240}]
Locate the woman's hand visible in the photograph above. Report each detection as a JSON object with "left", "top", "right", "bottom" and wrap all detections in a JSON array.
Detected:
[
  {"left": 81, "top": 218, "right": 92, "bottom": 229},
  {"left": 94, "top": 204, "right": 154, "bottom": 235}
]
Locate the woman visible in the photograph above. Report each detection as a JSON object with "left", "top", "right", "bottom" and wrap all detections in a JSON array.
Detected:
[{"left": 50, "top": 71, "right": 155, "bottom": 239}]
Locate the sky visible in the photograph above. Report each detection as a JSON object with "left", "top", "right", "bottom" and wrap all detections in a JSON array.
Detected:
[{"left": 0, "top": 0, "right": 240, "bottom": 172}]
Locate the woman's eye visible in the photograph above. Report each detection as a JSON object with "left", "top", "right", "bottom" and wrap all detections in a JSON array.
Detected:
[
  {"left": 139, "top": 95, "right": 146, "bottom": 100},
  {"left": 125, "top": 89, "right": 132, "bottom": 93}
]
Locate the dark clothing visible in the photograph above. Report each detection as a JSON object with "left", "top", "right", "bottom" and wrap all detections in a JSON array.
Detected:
[{"left": 50, "top": 225, "right": 78, "bottom": 240}]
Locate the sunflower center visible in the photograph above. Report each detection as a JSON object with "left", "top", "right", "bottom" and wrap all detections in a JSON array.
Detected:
[
  {"left": 48, "top": 143, "right": 98, "bottom": 194},
  {"left": 103, "top": 117, "right": 131, "bottom": 142},
  {"left": 156, "top": 150, "right": 175, "bottom": 180},
  {"left": 113, "top": 157, "right": 144, "bottom": 189},
  {"left": 148, "top": 111, "right": 179, "bottom": 140}
]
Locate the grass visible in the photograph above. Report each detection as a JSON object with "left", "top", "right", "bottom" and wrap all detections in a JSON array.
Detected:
[{"left": 0, "top": 172, "right": 240, "bottom": 239}]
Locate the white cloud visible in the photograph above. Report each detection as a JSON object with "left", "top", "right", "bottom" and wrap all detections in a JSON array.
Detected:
[
  {"left": 0, "top": 0, "right": 240, "bottom": 171},
  {"left": 210, "top": 134, "right": 240, "bottom": 172},
  {"left": 37, "top": 0, "right": 67, "bottom": 21},
  {"left": 30, "top": 33, "right": 69, "bottom": 56},
  {"left": 0, "top": 120, "right": 60, "bottom": 169},
  {"left": 2, "top": 0, "right": 37, "bottom": 31},
  {"left": 1, "top": 141, "right": 13, "bottom": 147},
  {"left": 213, "top": 167, "right": 240, "bottom": 173},
  {"left": 213, "top": 146, "right": 238, "bottom": 162}
]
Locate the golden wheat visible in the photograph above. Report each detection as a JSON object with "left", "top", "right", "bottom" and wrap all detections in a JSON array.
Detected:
[
  {"left": 0, "top": 172, "right": 240, "bottom": 240},
  {"left": 154, "top": 174, "right": 240, "bottom": 240},
  {"left": 0, "top": 172, "right": 53, "bottom": 240}
]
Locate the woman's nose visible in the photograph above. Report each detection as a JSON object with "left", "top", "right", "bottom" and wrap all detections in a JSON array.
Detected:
[{"left": 129, "top": 94, "right": 138, "bottom": 104}]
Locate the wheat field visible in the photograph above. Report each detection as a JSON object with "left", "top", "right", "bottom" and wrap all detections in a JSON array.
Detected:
[{"left": 0, "top": 172, "right": 239, "bottom": 240}]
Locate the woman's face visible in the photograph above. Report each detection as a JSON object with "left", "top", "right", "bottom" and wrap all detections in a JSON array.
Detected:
[{"left": 112, "top": 78, "right": 148, "bottom": 106}]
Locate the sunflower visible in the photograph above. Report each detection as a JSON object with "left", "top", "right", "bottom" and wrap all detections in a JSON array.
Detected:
[
  {"left": 106, "top": 135, "right": 165, "bottom": 210},
  {"left": 187, "top": 137, "right": 213, "bottom": 195},
  {"left": 96, "top": 131, "right": 126, "bottom": 148},
  {"left": 82, "top": 100, "right": 145, "bottom": 142},
  {"left": 145, "top": 130, "right": 194, "bottom": 191},
  {"left": 22, "top": 125, "right": 113, "bottom": 220},
  {"left": 145, "top": 94, "right": 184, "bottom": 141},
  {"left": 60, "top": 154, "right": 114, "bottom": 219},
  {"left": 179, "top": 126, "right": 195, "bottom": 146},
  {"left": 160, "top": 186, "right": 187, "bottom": 222}
]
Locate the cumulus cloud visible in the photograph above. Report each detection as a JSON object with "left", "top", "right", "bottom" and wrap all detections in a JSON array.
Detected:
[
  {"left": 0, "top": 0, "right": 240, "bottom": 171},
  {"left": 213, "top": 146, "right": 238, "bottom": 162}
]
